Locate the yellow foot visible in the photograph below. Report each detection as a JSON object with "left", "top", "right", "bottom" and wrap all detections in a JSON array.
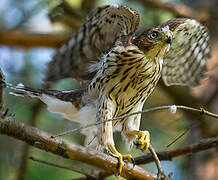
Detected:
[
  {"left": 134, "top": 130, "right": 150, "bottom": 152},
  {"left": 108, "top": 144, "right": 134, "bottom": 175}
]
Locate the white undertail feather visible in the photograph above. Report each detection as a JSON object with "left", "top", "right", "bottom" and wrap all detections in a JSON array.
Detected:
[
  {"left": 40, "top": 95, "right": 79, "bottom": 122},
  {"left": 78, "top": 104, "right": 98, "bottom": 147},
  {"left": 9, "top": 83, "right": 99, "bottom": 147}
]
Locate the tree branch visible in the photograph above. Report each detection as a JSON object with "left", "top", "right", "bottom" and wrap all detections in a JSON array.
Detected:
[
  {"left": 135, "top": 137, "right": 218, "bottom": 165},
  {"left": 49, "top": 14, "right": 82, "bottom": 30},
  {"left": 52, "top": 105, "right": 218, "bottom": 138},
  {"left": 16, "top": 101, "right": 43, "bottom": 180},
  {"left": 0, "top": 109, "right": 156, "bottom": 180},
  {"left": 0, "top": 69, "right": 5, "bottom": 107},
  {"left": 133, "top": 0, "right": 210, "bottom": 22},
  {"left": 48, "top": 1, "right": 83, "bottom": 30},
  {"left": 0, "top": 30, "right": 70, "bottom": 48},
  {"left": 148, "top": 145, "right": 170, "bottom": 179},
  {"left": 51, "top": 0, "right": 85, "bottom": 20},
  {"left": 81, "top": 0, "right": 97, "bottom": 13},
  {"left": 29, "top": 156, "right": 107, "bottom": 179}
]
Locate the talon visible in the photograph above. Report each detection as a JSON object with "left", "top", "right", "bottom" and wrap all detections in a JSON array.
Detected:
[
  {"left": 115, "top": 173, "right": 121, "bottom": 178},
  {"left": 108, "top": 144, "right": 133, "bottom": 175},
  {"left": 131, "top": 157, "right": 136, "bottom": 168},
  {"left": 142, "top": 142, "right": 149, "bottom": 152},
  {"left": 133, "top": 130, "right": 150, "bottom": 152},
  {"left": 133, "top": 141, "right": 139, "bottom": 146},
  {"left": 123, "top": 154, "right": 133, "bottom": 162}
]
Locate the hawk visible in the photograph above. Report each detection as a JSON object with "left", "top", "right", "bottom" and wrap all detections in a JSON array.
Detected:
[{"left": 7, "top": 5, "right": 210, "bottom": 175}]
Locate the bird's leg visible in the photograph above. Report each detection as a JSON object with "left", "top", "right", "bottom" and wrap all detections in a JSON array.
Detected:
[
  {"left": 107, "top": 143, "right": 134, "bottom": 175},
  {"left": 122, "top": 114, "right": 150, "bottom": 152},
  {"left": 101, "top": 120, "right": 134, "bottom": 175},
  {"left": 98, "top": 99, "right": 134, "bottom": 175},
  {"left": 124, "top": 129, "right": 150, "bottom": 152}
]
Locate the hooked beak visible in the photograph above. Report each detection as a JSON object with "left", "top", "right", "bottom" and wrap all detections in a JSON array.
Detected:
[{"left": 165, "top": 31, "right": 172, "bottom": 44}]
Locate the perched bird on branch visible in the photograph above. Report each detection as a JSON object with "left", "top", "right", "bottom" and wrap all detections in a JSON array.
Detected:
[{"left": 6, "top": 5, "right": 210, "bottom": 175}]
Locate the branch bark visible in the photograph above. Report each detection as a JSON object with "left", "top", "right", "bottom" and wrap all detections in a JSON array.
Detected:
[
  {"left": 0, "top": 69, "right": 5, "bottom": 107},
  {"left": 0, "top": 30, "right": 70, "bottom": 48},
  {"left": 29, "top": 156, "right": 109, "bottom": 179},
  {"left": 0, "top": 109, "right": 156, "bottom": 180},
  {"left": 135, "top": 137, "right": 218, "bottom": 165},
  {"left": 16, "top": 101, "right": 43, "bottom": 180},
  {"left": 134, "top": 0, "right": 210, "bottom": 22}
]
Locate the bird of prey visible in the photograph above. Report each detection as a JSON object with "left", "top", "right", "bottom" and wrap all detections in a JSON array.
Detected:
[{"left": 7, "top": 5, "right": 210, "bottom": 175}]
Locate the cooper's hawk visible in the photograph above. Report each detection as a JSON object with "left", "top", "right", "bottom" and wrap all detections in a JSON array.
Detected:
[{"left": 7, "top": 5, "right": 210, "bottom": 175}]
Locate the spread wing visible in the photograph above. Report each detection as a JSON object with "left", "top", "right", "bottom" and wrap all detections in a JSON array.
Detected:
[
  {"left": 160, "top": 18, "right": 210, "bottom": 86},
  {"left": 46, "top": 5, "right": 140, "bottom": 81}
]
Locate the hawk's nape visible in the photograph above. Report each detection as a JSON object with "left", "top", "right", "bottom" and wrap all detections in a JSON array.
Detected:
[
  {"left": 46, "top": 5, "right": 140, "bottom": 82},
  {"left": 160, "top": 18, "right": 210, "bottom": 86}
]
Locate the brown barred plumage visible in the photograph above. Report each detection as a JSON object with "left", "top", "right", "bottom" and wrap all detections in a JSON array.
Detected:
[
  {"left": 8, "top": 5, "right": 210, "bottom": 175},
  {"left": 46, "top": 5, "right": 140, "bottom": 81},
  {"left": 87, "top": 26, "right": 172, "bottom": 173}
]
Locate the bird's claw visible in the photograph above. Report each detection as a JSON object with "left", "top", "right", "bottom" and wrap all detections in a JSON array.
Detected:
[
  {"left": 157, "top": 172, "right": 173, "bottom": 180},
  {"left": 108, "top": 144, "right": 134, "bottom": 176},
  {"left": 131, "top": 157, "right": 136, "bottom": 168},
  {"left": 116, "top": 153, "right": 134, "bottom": 175},
  {"left": 134, "top": 130, "right": 150, "bottom": 152}
]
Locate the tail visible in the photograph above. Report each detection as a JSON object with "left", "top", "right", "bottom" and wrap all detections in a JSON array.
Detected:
[
  {"left": 2, "top": 80, "right": 87, "bottom": 122},
  {"left": 0, "top": 79, "right": 44, "bottom": 99},
  {"left": 2, "top": 80, "right": 99, "bottom": 148}
]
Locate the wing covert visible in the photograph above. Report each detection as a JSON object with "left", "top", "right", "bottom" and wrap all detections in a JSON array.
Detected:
[{"left": 46, "top": 5, "right": 140, "bottom": 81}]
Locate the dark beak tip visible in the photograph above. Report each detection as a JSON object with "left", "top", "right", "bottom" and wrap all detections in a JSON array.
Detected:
[{"left": 165, "top": 37, "right": 172, "bottom": 44}]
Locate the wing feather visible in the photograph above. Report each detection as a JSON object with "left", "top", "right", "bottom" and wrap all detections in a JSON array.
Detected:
[
  {"left": 46, "top": 5, "right": 139, "bottom": 81},
  {"left": 160, "top": 18, "right": 210, "bottom": 86}
]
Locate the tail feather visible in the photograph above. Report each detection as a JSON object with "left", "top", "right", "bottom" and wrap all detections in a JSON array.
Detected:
[
  {"left": 0, "top": 79, "right": 41, "bottom": 98},
  {"left": 3, "top": 80, "right": 99, "bottom": 147},
  {"left": 9, "top": 84, "right": 42, "bottom": 98},
  {"left": 3, "top": 80, "right": 88, "bottom": 122}
]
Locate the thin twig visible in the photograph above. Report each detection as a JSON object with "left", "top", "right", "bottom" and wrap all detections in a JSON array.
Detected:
[
  {"left": 166, "top": 128, "right": 191, "bottom": 148},
  {"left": 135, "top": 137, "right": 218, "bottom": 165},
  {"left": 148, "top": 145, "right": 165, "bottom": 177},
  {"left": 49, "top": 14, "right": 82, "bottom": 30},
  {"left": 29, "top": 156, "right": 100, "bottom": 178},
  {"left": 133, "top": 0, "right": 209, "bottom": 22},
  {"left": 52, "top": 105, "right": 218, "bottom": 138},
  {"left": 29, "top": 156, "right": 81, "bottom": 172},
  {"left": 166, "top": 121, "right": 203, "bottom": 148}
]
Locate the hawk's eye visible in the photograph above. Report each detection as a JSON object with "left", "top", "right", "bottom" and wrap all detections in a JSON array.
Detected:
[{"left": 149, "top": 31, "right": 159, "bottom": 40}]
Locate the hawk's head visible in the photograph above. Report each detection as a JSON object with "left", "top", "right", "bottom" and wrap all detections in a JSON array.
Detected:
[{"left": 133, "top": 26, "right": 173, "bottom": 60}]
